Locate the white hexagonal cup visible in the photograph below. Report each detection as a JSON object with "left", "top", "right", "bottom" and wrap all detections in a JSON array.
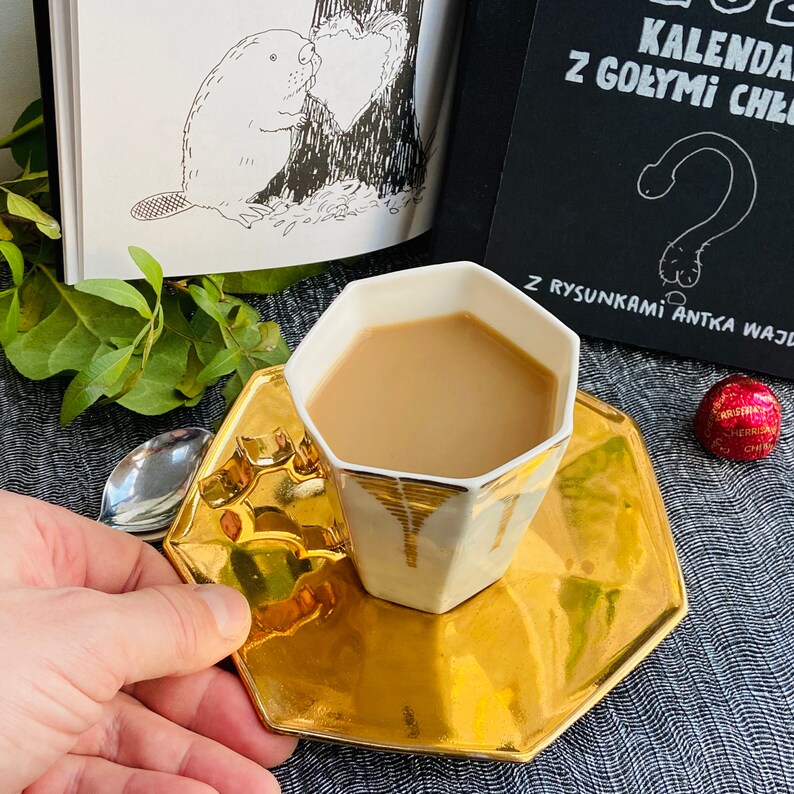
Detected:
[{"left": 284, "top": 262, "right": 579, "bottom": 614}]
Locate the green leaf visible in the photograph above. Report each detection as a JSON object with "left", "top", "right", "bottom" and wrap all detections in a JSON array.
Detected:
[
  {"left": 230, "top": 327, "right": 259, "bottom": 354},
  {"left": 60, "top": 345, "right": 135, "bottom": 425},
  {"left": 0, "top": 175, "right": 50, "bottom": 199},
  {"left": 30, "top": 237, "right": 57, "bottom": 266},
  {"left": 0, "top": 216, "right": 13, "bottom": 241},
  {"left": 218, "top": 263, "right": 327, "bottom": 295},
  {"left": 19, "top": 164, "right": 48, "bottom": 180},
  {"left": 95, "top": 356, "right": 145, "bottom": 406},
  {"left": 131, "top": 322, "right": 151, "bottom": 350},
  {"left": 128, "top": 247, "right": 163, "bottom": 297},
  {"left": 4, "top": 267, "right": 142, "bottom": 380},
  {"left": 197, "top": 347, "right": 241, "bottom": 384},
  {"left": 221, "top": 372, "right": 245, "bottom": 410},
  {"left": 236, "top": 301, "right": 260, "bottom": 328},
  {"left": 3, "top": 291, "right": 19, "bottom": 346},
  {"left": 235, "top": 358, "right": 257, "bottom": 385},
  {"left": 9, "top": 100, "right": 47, "bottom": 172},
  {"left": 251, "top": 331, "right": 291, "bottom": 367},
  {"left": 189, "top": 285, "right": 226, "bottom": 325},
  {"left": 190, "top": 308, "right": 227, "bottom": 366},
  {"left": 227, "top": 305, "right": 242, "bottom": 327},
  {"left": 117, "top": 329, "right": 192, "bottom": 415},
  {"left": 155, "top": 303, "right": 165, "bottom": 333},
  {"left": 1, "top": 168, "right": 48, "bottom": 183},
  {"left": 253, "top": 321, "right": 282, "bottom": 353},
  {"left": 3, "top": 191, "right": 61, "bottom": 239},
  {"left": 176, "top": 345, "right": 207, "bottom": 400},
  {"left": 0, "top": 241, "right": 25, "bottom": 286},
  {"left": 211, "top": 273, "right": 225, "bottom": 292},
  {"left": 121, "top": 367, "right": 146, "bottom": 398},
  {"left": 228, "top": 304, "right": 254, "bottom": 329},
  {"left": 219, "top": 360, "right": 256, "bottom": 411},
  {"left": 18, "top": 281, "right": 45, "bottom": 331},
  {"left": 161, "top": 290, "right": 196, "bottom": 341},
  {"left": 140, "top": 303, "right": 164, "bottom": 370},
  {"left": 201, "top": 276, "right": 224, "bottom": 302},
  {"left": 37, "top": 219, "right": 61, "bottom": 241},
  {"left": 75, "top": 279, "right": 152, "bottom": 319}
]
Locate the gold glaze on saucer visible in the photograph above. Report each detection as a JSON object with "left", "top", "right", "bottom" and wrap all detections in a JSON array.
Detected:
[{"left": 164, "top": 366, "right": 687, "bottom": 762}]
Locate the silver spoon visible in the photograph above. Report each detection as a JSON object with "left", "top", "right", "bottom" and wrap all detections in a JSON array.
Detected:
[{"left": 99, "top": 428, "right": 214, "bottom": 542}]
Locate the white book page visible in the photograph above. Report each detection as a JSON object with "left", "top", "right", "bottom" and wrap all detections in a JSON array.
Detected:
[
  {"left": 48, "top": 0, "right": 80, "bottom": 281},
  {"left": 70, "top": 0, "right": 85, "bottom": 280},
  {"left": 74, "top": 0, "right": 462, "bottom": 280}
]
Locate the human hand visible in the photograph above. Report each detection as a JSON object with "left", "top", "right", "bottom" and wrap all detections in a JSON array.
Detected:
[{"left": 0, "top": 490, "right": 297, "bottom": 793}]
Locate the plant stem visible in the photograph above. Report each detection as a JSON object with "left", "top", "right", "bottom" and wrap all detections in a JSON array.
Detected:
[
  {"left": 0, "top": 213, "right": 35, "bottom": 229},
  {"left": 165, "top": 279, "right": 191, "bottom": 295},
  {"left": 0, "top": 116, "right": 44, "bottom": 149},
  {"left": 164, "top": 322, "right": 201, "bottom": 343}
]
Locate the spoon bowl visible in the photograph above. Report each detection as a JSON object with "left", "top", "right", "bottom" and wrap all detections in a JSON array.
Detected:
[{"left": 99, "top": 428, "right": 214, "bottom": 539}]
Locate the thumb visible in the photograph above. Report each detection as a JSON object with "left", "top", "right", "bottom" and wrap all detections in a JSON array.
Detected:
[{"left": 78, "top": 584, "right": 252, "bottom": 689}]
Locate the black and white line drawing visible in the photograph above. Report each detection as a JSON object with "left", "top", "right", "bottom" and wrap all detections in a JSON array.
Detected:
[
  {"left": 637, "top": 132, "right": 757, "bottom": 295},
  {"left": 132, "top": 29, "right": 322, "bottom": 227},
  {"left": 649, "top": 0, "right": 794, "bottom": 24},
  {"left": 310, "top": 13, "right": 408, "bottom": 133},
  {"left": 766, "top": 0, "right": 794, "bottom": 25},
  {"left": 709, "top": 0, "right": 757, "bottom": 14},
  {"left": 132, "top": 0, "right": 427, "bottom": 231},
  {"left": 255, "top": 0, "right": 427, "bottom": 214}
]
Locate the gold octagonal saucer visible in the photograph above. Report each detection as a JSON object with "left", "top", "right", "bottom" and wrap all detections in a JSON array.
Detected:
[{"left": 164, "top": 366, "right": 687, "bottom": 762}]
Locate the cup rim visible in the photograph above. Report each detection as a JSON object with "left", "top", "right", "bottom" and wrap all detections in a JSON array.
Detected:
[{"left": 285, "top": 261, "right": 580, "bottom": 489}]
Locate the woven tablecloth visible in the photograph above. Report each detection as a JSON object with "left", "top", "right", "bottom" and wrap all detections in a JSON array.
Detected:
[{"left": 1, "top": 249, "right": 792, "bottom": 794}]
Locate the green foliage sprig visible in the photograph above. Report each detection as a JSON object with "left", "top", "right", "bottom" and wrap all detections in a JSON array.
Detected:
[{"left": 0, "top": 101, "right": 327, "bottom": 424}]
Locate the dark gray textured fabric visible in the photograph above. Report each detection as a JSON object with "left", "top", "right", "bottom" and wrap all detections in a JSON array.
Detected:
[{"left": 0, "top": 249, "right": 791, "bottom": 793}]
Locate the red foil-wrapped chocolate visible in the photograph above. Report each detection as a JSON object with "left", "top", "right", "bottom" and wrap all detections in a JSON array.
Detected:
[{"left": 694, "top": 375, "right": 782, "bottom": 461}]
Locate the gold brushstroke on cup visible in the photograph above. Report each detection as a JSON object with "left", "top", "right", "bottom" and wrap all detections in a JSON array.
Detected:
[
  {"left": 347, "top": 472, "right": 466, "bottom": 567},
  {"left": 164, "top": 366, "right": 687, "bottom": 762},
  {"left": 482, "top": 449, "right": 556, "bottom": 551}
]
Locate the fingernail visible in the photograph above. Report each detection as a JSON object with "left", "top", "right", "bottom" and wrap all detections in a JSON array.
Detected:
[{"left": 194, "top": 585, "right": 251, "bottom": 641}]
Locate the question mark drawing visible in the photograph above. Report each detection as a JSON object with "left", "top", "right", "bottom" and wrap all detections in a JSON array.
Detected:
[
  {"left": 767, "top": 0, "right": 794, "bottom": 25},
  {"left": 637, "top": 132, "right": 757, "bottom": 293},
  {"left": 709, "top": 0, "right": 757, "bottom": 13},
  {"left": 648, "top": 0, "right": 759, "bottom": 11}
]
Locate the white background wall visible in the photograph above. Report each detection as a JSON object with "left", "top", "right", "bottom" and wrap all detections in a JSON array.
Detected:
[{"left": 0, "top": 0, "right": 41, "bottom": 178}]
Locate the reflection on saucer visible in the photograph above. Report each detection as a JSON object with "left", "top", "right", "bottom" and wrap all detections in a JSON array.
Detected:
[{"left": 165, "top": 367, "right": 686, "bottom": 762}]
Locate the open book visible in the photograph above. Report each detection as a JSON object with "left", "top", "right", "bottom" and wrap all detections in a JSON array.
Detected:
[{"left": 36, "top": 0, "right": 462, "bottom": 283}]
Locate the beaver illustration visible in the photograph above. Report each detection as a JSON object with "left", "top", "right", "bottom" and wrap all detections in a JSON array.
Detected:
[{"left": 132, "top": 29, "right": 322, "bottom": 228}]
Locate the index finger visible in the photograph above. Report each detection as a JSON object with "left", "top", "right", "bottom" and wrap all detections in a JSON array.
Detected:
[{"left": 14, "top": 491, "right": 181, "bottom": 592}]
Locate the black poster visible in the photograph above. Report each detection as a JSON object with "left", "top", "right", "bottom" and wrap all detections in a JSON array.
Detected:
[{"left": 486, "top": 0, "right": 794, "bottom": 378}]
